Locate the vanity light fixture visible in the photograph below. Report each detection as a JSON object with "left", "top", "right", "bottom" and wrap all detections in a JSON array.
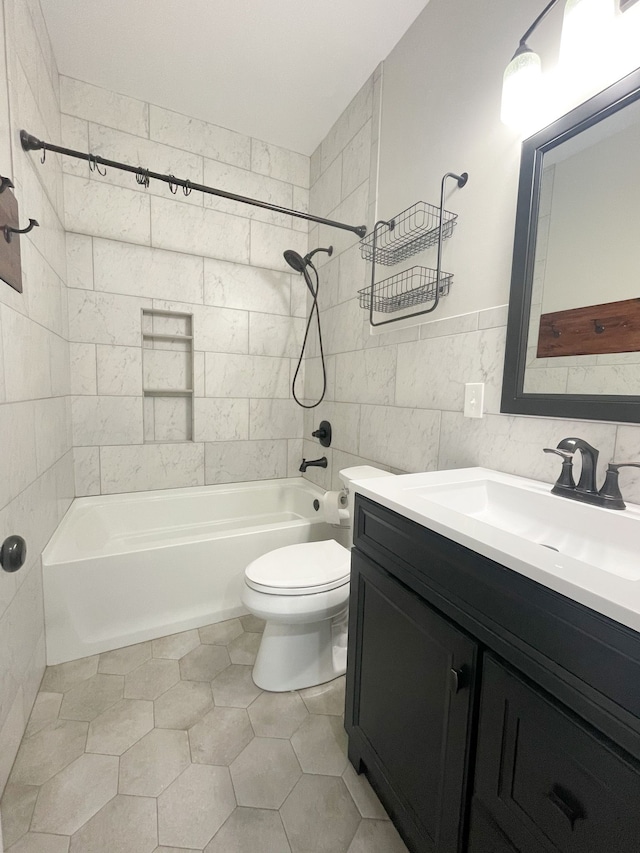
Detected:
[{"left": 501, "top": 0, "right": 619, "bottom": 128}]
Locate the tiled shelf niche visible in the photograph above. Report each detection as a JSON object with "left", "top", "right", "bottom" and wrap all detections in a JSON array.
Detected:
[{"left": 142, "top": 309, "right": 194, "bottom": 442}]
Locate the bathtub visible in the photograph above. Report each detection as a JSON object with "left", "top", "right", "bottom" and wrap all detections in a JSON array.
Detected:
[{"left": 42, "top": 478, "right": 345, "bottom": 665}]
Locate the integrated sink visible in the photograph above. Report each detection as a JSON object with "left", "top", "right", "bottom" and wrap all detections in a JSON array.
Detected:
[{"left": 352, "top": 467, "right": 640, "bottom": 632}]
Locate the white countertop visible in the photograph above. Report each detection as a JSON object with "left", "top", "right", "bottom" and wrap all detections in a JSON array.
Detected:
[{"left": 352, "top": 467, "right": 640, "bottom": 634}]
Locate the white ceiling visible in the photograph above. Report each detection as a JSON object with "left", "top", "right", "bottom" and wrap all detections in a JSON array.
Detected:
[{"left": 40, "top": 0, "right": 429, "bottom": 155}]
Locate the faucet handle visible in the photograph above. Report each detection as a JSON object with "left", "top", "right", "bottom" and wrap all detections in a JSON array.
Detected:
[
  {"left": 543, "top": 447, "right": 576, "bottom": 491},
  {"left": 597, "top": 462, "right": 640, "bottom": 510}
]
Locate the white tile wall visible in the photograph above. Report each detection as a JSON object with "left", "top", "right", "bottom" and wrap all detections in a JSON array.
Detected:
[{"left": 0, "top": 0, "right": 72, "bottom": 794}]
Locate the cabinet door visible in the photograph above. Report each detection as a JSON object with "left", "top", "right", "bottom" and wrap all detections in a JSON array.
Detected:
[
  {"left": 346, "top": 549, "right": 478, "bottom": 853},
  {"left": 474, "top": 655, "right": 640, "bottom": 853}
]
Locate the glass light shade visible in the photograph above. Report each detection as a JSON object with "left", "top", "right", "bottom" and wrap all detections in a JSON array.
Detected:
[
  {"left": 501, "top": 49, "right": 542, "bottom": 129},
  {"left": 560, "top": 0, "right": 615, "bottom": 67}
]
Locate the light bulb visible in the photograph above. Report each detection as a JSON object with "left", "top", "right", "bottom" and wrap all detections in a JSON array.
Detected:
[
  {"left": 560, "top": 0, "right": 616, "bottom": 68},
  {"left": 501, "top": 48, "right": 543, "bottom": 129}
]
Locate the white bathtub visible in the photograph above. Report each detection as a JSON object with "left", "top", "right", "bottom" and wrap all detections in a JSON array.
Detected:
[{"left": 42, "top": 478, "right": 344, "bottom": 665}]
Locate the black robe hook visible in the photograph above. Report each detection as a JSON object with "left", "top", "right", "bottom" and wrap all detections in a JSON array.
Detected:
[
  {"left": 0, "top": 176, "right": 15, "bottom": 194},
  {"left": 3, "top": 218, "right": 39, "bottom": 243}
]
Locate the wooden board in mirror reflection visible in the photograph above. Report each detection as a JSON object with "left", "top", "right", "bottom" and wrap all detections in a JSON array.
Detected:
[{"left": 537, "top": 297, "right": 640, "bottom": 357}]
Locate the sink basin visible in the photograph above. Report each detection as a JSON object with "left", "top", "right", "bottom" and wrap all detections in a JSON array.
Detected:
[{"left": 351, "top": 468, "right": 640, "bottom": 632}]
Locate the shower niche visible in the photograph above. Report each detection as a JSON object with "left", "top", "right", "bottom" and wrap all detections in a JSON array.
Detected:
[{"left": 141, "top": 308, "right": 194, "bottom": 442}]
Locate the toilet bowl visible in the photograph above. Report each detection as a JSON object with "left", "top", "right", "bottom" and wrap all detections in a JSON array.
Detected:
[{"left": 242, "top": 466, "right": 393, "bottom": 692}]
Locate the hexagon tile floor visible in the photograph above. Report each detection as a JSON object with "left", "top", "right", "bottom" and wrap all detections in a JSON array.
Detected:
[{"left": 0, "top": 615, "right": 409, "bottom": 853}]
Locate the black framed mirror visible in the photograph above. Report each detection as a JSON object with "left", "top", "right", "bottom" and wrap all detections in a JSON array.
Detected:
[{"left": 501, "top": 66, "right": 640, "bottom": 423}]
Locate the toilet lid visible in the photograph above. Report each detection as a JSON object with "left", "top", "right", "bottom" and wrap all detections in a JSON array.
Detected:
[{"left": 245, "top": 540, "right": 351, "bottom": 595}]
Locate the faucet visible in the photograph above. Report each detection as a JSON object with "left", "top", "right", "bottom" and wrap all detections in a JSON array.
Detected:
[
  {"left": 544, "top": 438, "right": 640, "bottom": 510},
  {"left": 299, "top": 456, "right": 328, "bottom": 473}
]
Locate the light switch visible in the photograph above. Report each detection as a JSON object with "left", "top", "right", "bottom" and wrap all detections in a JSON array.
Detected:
[{"left": 464, "top": 383, "right": 484, "bottom": 418}]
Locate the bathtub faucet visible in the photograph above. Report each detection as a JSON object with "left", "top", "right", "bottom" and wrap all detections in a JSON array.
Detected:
[{"left": 299, "top": 457, "right": 328, "bottom": 473}]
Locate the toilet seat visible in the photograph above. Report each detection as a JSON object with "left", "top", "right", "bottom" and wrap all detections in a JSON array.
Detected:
[{"left": 245, "top": 540, "right": 351, "bottom": 596}]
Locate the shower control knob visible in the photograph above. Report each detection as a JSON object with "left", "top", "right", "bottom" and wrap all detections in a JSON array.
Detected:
[
  {"left": 312, "top": 420, "right": 332, "bottom": 448},
  {"left": 1, "top": 535, "right": 27, "bottom": 573}
]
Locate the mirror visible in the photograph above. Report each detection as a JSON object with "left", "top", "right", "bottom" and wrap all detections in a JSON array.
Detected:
[{"left": 502, "top": 67, "right": 640, "bottom": 423}]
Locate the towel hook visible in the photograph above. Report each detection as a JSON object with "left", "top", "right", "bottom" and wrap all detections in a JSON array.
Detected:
[
  {"left": 3, "top": 218, "right": 39, "bottom": 243},
  {"left": 0, "top": 176, "right": 15, "bottom": 194},
  {"left": 593, "top": 319, "right": 605, "bottom": 334}
]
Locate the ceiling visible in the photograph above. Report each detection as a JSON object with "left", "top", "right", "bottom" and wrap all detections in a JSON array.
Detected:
[{"left": 40, "top": 0, "right": 429, "bottom": 155}]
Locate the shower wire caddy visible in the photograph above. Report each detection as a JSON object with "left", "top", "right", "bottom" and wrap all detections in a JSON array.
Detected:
[{"left": 360, "top": 171, "right": 468, "bottom": 327}]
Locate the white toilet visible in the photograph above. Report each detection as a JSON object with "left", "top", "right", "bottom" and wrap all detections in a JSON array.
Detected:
[{"left": 242, "top": 466, "right": 393, "bottom": 692}]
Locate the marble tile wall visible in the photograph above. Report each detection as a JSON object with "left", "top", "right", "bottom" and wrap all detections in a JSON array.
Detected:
[
  {"left": 0, "top": 0, "right": 73, "bottom": 796},
  {"left": 302, "top": 66, "right": 640, "bottom": 506},
  {"left": 61, "top": 77, "right": 311, "bottom": 496}
]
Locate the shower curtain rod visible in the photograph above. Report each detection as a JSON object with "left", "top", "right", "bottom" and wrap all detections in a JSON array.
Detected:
[{"left": 20, "top": 130, "right": 367, "bottom": 238}]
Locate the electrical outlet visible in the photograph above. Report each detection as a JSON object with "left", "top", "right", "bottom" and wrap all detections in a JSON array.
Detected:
[{"left": 464, "top": 383, "right": 484, "bottom": 418}]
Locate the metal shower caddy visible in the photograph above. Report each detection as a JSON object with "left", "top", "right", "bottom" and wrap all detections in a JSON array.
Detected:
[{"left": 359, "top": 171, "right": 468, "bottom": 326}]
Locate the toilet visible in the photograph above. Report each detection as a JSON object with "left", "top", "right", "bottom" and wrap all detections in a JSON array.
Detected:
[{"left": 242, "top": 466, "right": 393, "bottom": 692}]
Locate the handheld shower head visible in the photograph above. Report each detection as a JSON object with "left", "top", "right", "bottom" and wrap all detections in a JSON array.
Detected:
[{"left": 283, "top": 249, "right": 307, "bottom": 274}]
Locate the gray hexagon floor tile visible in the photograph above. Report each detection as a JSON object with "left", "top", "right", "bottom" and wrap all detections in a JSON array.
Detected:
[
  {"left": 59, "top": 674, "right": 124, "bottom": 722},
  {"left": 189, "top": 707, "right": 253, "bottom": 765},
  {"left": 30, "top": 753, "right": 118, "bottom": 835},
  {"left": 7, "top": 832, "right": 70, "bottom": 852},
  {"left": 179, "top": 644, "right": 230, "bottom": 681},
  {"left": 154, "top": 680, "right": 213, "bottom": 730},
  {"left": 119, "top": 729, "right": 190, "bottom": 797},
  {"left": 157, "top": 764, "right": 235, "bottom": 849},
  {"left": 346, "top": 819, "right": 409, "bottom": 852},
  {"left": 98, "top": 641, "right": 152, "bottom": 675},
  {"left": 227, "top": 633, "right": 261, "bottom": 665},
  {"left": 152, "top": 630, "right": 201, "bottom": 660},
  {"left": 341, "top": 764, "right": 389, "bottom": 820},
  {"left": 24, "top": 692, "right": 63, "bottom": 738},
  {"left": 239, "top": 615, "right": 265, "bottom": 633},
  {"left": 0, "top": 783, "right": 39, "bottom": 848},
  {"left": 247, "top": 691, "right": 308, "bottom": 738},
  {"left": 199, "top": 618, "right": 243, "bottom": 646},
  {"left": 291, "top": 714, "right": 348, "bottom": 775},
  {"left": 280, "top": 775, "right": 360, "bottom": 853},
  {"left": 230, "top": 738, "right": 301, "bottom": 808},
  {"left": 124, "top": 658, "right": 180, "bottom": 700},
  {"left": 210, "top": 665, "right": 261, "bottom": 708},
  {"left": 69, "top": 794, "right": 157, "bottom": 853},
  {"left": 40, "top": 656, "right": 98, "bottom": 694},
  {"left": 204, "top": 807, "right": 291, "bottom": 853},
  {"left": 299, "top": 676, "right": 346, "bottom": 716},
  {"left": 10, "top": 719, "right": 88, "bottom": 786},
  {"left": 86, "top": 698, "right": 154, "bottom": 755}
]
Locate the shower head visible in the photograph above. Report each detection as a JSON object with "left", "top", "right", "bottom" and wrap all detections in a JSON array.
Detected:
[
  {"left": 283, "top": 249, "right": 307, "bottom": 274},
  {"left": 283, "top": 246, "right": 334, "bottom": 273}
]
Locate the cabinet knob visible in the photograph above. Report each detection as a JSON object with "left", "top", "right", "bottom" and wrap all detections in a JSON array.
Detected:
[
  {"left": 449, "top": 667, "right": 468, "bottom": 694},
  {"left": 1, "top": 535, "right": 27, "bottom": 573}
]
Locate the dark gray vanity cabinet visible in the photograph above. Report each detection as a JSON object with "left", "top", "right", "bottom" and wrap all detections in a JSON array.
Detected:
[
  {"left": 345, "top": 495, "right": 640, "bottom": 853},
  {"left": 347, "top": 548, "right": 478, "bottom": 853}
]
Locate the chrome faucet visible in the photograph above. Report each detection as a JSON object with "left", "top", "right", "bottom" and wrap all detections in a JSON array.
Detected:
[
  {"left": 299, "top": 456, "right": 328, "bottom": 473},
  {"left": 544, "top": 438, "right": 640, "bottom": 510}
]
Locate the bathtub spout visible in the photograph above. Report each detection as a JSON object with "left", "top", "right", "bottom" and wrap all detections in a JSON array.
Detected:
[{"left": 299, "top": 457, "right": 328, "bottom": 473}]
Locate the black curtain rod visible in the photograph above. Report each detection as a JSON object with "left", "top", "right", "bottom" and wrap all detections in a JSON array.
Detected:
[{"left": 20, "top": 130, "right": 367, "bottom": 239}]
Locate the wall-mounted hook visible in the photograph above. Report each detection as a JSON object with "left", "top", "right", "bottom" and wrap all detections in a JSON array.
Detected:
[
  {"left": 3, "top": 218, "right": 39, "bottom": 243},
  {"left": 593, "top": 319, "right": 605, "bottom": 334},
  {"left": 551, "top": 323, "right": 562, "bottom": 338},
  {"left": 0, "top": 175, "right": 15, "bottom": 194}
]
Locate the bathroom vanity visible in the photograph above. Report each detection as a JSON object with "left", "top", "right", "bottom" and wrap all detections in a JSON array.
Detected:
[{"left": 344, "top": 471, "right": 640, "bottom": 853}]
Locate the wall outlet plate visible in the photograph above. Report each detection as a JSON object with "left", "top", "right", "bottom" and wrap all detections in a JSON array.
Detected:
[{"left": 464, "top": 383, "right": 484, "bottom": 418}]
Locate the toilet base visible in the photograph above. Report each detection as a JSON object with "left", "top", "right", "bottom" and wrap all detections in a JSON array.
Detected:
[{"left": 252, "top": 608, "right": 348, "bottom": 692}]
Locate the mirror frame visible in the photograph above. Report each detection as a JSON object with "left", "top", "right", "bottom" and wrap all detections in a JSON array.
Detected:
[{"left": 501, "top": 67, "right": 640, "bottom": 423}]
